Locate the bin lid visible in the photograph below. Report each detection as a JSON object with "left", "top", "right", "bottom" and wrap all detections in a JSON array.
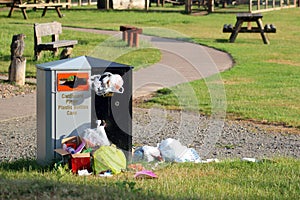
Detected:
[{"left": 36, "top": 56, "right": 133, "bottom": 71}]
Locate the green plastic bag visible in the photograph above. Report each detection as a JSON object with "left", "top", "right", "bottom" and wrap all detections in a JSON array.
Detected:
[{"left": 93, "top": 145, "right": 126, "bottom": 175}]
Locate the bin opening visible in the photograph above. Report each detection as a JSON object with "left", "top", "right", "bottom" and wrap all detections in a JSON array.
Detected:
[
  {"left": 90, "top": 72, "right": 124, "bottom": 96},
  {"left": 57, "top": 73, "right": 89, "bottom": 91}
]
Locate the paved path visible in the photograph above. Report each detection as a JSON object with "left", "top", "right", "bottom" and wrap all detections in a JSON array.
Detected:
[{"left": 0, "top": 28, "right": 233, "bottom": 121}]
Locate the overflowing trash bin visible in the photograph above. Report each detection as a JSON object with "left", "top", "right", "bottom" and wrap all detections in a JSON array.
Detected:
[{"left": 36, "top": 56, "right": 133, "bottom": 167}]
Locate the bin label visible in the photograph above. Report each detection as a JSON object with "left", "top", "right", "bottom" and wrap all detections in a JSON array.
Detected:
[{"left": 57, "top": 92, "right": 89, "bottom": 116}]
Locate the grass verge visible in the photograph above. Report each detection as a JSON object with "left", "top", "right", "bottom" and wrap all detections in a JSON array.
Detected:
[{"left": 0, "top": 158, "right": 299, "bottom": 199}]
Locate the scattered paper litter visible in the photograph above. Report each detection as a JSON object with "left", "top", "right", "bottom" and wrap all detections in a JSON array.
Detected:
[{"left": 78, "top": 169, "right": 92, "bottom": 176}]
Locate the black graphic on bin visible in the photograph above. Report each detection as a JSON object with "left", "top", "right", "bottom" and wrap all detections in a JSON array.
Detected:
[
  {"left": 36, "top": 56, "right": 133, "bottom": 164},
  {"left": 91, "top": 62, "right": 133, "bottom": 160}
]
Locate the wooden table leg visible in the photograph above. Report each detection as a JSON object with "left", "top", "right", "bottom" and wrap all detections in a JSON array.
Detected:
[
  {"left": 21, "top": 8, "right": 28, "bottom": 19},
  {"left": 256, "top": 19, "right": 269, "bottom": 44},
  {"left": 8, "top": 5, "right": 15, "bottom": 17},
  {"left": 229, "top": 19, "right": 243, "bottom": 43},
  {"left": 42, "top": 6, "right": 48, "bottom": 17},
  {"left": 55, "top": 6, "right": 63, "bottom": 18}
]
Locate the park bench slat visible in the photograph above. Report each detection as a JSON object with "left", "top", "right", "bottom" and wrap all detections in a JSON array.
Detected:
[{"left": 34, "top": 22, "right": 78, "bottom": 60}]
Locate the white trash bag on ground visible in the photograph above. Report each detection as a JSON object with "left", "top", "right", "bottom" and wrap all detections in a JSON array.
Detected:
[
  {"left": 158, "top": 138, "right": 201, "bottom": 163},
  {"left": 133, "top": 145, "right": 162, "bottom": 162}
]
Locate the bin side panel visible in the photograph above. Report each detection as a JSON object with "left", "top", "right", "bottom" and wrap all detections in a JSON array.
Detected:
[{"left": 37, "top": 69, "right": 55, "bottom": 164}]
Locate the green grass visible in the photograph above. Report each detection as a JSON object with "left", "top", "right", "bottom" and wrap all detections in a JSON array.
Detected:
[
  {"left": 0, "top": 5, "right": 300, "bottom": 199},
  {"left": 1, "top": 158, "right": 299, "bottom": 199},
  {"left": 0, "top": 9, "right": 161, "bottom": 76},
  {"left": 0, "top": 6, "right": 299, "bottom": 127}
]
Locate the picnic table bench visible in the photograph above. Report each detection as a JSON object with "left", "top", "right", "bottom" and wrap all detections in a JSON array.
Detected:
[
  {"left": 0, "top": 0, "right": 71, "bottom": 19},
  {"left": 34, "top": 21, "right": 77, "bottom": 60},
  {"left": 223, "top": 13, "right": 276, "bottom": 44}
]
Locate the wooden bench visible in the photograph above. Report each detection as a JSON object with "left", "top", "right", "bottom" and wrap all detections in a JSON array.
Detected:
[
  {"left": 0, "top": 0, "right": 15, "bottom": 13},
  {"left": 0, "top": 0, "right": 13, "bottom": 4},
  {"left": 34, "top": 21, "right": 78, "bottom": 60},
  {"left": 120, "top": 25, "right": 143, "bottom": 48},
  {"left": 1, "top": 0, "right": 71, "bottom": 19},
  {"left": 223, "top": 13, "right": 276, "bottom": 44}
]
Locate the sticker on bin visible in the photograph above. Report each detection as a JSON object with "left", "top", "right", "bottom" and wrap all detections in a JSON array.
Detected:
[
  {"left": 57, "top": 73, "right": 89, "bottom": 91},
  {"left": 90, "top": 72, "right": 124, "bottom": 96}
]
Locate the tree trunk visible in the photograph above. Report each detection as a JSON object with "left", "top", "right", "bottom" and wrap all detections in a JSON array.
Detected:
[{"left": 9, "top": 58, "right": 26, "bottom": 85}]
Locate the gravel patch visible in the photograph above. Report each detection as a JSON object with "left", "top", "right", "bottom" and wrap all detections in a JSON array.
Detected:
[
  {"left": 1, "top": 108, "right": 299, "bottom": 162},
  {"left": 0, "top": 116, "right": 36, "bottom": 162},
  {"left": 0, "top": 78, "right": 36, "bottom": 99}
]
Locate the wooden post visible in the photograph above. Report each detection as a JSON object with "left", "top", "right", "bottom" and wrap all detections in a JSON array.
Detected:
[
  {"left": 133, "top": 32, "right": 139, "bottom": 48},
  {"left": 9, "top": 58, "right": 26, "bottom": 85},
  {"left": 8, "top": 34, "right": 26, "bottom": 86},
  {"left": 105, "top": 0, "right": 110, "bottom": 9},
  {"left": 123, "top": 31, "right": 128, "bottom": 42},
  {"left": 145, "top": 0, "right": 149, "bottom": 11},
  {"left": 208, "top": 0, "right": 214, "bottom": 13},
  {"left": 127, "top": 30, "right": 134, "bottom": 47},
  {"left": 185, "top": 0, "right": 192, "bottom": 14}
]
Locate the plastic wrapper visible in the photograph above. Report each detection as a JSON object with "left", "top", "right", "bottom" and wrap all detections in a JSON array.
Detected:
[{"left": 79, "top": 120, "right": 110, "bottom": 148}]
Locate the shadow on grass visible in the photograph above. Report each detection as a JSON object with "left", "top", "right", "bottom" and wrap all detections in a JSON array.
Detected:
[
  {"left": 0, "top": 55, "right": 11, "bottom": 62},
  {"left": 0, "top": 159, "right": 47, "bottom": 172},
  {"left": 0, "top": 159, "right": 170, "bottom": 200},
  {"left": 215, "top": 39, "right": 229, "bottom": 43},
  {"left": 0, "top": 175, "right": 170, "bottom": 199}
]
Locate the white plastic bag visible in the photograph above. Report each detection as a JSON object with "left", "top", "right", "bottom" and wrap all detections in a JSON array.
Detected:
[
  {"left": 159, "top": 138, "right": 201, "bottom": 163},
  {"left": 143, "top": 145, "right": 162, "bottom": 162},
  {"left": 158, "top": 138, "right": 188, "bottom": 162},
  {"left": 133, "top": 145, "right": 162, "bottom": 162},
  {"left": 175, "top": 148, "right": 201, "bottom": 163},
  {"left": 90, "top": 72, "right": 124, "bottom": 96},
  {"left": 79, "top": 120, "right": 110, "bottom": 148}
]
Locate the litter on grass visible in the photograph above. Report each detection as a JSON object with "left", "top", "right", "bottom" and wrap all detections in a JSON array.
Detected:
[
  {"left": 133, "top": 138, "right": 202, "bottom": 163},
  {"left": 134, "top": 170, "right": 158, "bottom": 179}
]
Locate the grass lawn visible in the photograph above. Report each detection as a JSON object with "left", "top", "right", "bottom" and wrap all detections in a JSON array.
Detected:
[
  {"left": 1, "top": 158, "right": 300, "bottom": 199},
  {"left": 1, "top": 5, "right": 299, "bottom": 128}
]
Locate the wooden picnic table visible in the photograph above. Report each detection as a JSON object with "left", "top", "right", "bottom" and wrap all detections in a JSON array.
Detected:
[
  {"left": 2, "top": 0, "right": 71, "bottom": 20},
  {"left": 225, "top": 13, "right": 272, "bottom": 44}
]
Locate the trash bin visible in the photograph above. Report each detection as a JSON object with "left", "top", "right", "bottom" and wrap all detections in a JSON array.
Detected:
[{"left": 36, "top": 56, "right": 133, "bottom": 164}]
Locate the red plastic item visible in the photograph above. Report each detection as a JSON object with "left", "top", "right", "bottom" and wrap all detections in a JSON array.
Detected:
[
  {"left": 70, "top": 153, "right": 91, "bottom": 174},
  {"left": 66, "top": 143, "right": 77, "bottom": 150}
]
